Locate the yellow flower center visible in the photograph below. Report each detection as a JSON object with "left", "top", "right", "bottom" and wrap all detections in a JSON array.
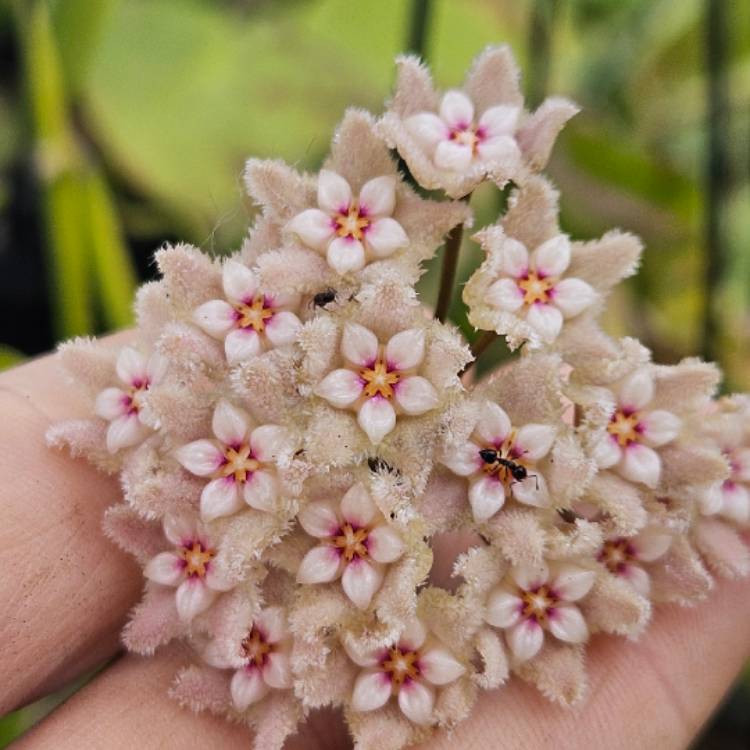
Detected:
[
  {"left": 360, "top": 359, "right": 401, "bottom": 399},
  {"left": 598, "top": 539, "right": 634, "bottom": 574},
  {"left": 450, "top": 127, "right": 480, "bottom": 152},
  {"left": 335, "top": 203, "right": 370, "bottom": 241},
  {"left": 517, "top": 271, "right": 554, "bottom": 306},
  {"left": 607, "top": 410, "right": 641, "bottom": 447},
  {"left": 382, "top": 647, "right": 420, "bottom": 686},
  {"left": 241, "top": 626, "right": 272, "bottom": 668},
  {"left": 235, "top": 296, "right": 274, "bottom": 333},
  {"left": 331, "top": 523, "right": 370, "bottom": 562},
  {"left": 520, "top": 584, "right": 557, "bottom": 625},
  {"left": 180, "top": 541, "right": 214, "bottom": 578},
  {"left": 480, "top": 430, "right": 529, "bottom": 487},
  {"left": 219, "top": 444, "right": 260, "bottom": 483}
]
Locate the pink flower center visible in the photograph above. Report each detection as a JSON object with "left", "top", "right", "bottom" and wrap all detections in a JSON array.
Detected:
[
  {"left": 380, "top": 646, "right": 421, "bottom": 687},
  {"left": 360, "top": 358, "right": 401, "bottom": 400},
  {"left": 180, "top": 540, "right": 214, "bottom": 578},
  {"left": 234, "top": 295, "right": 274, "bottom": 333},
  {"left": 520, "top": 584, "right": 557, "bottom": 625},
  {"left": 598, "top": 538, "right": 636, "bottom": 574},
  {"left": 449, "top": 125, "right": 483, "bottom": 153},
  {"left": 517, "top": 271, "right": 554, "bottom": 306},
  {"left": 478, "top": 430, "right": 528, "bottom": 487},
  {"left": 334, "top": 202, "right": 370, "bottom": 241},
  {"left": 607, "top": 409, "right": 642, "bottom": 447},
  {"left": 330, "top": 522, "right": 370, "bottom": 562},
  {"left": 241, "top": 626, "right": 273, "bottom": 668},
  {"left": 218, "top": 443, "right": 260, "bottom": 484}
]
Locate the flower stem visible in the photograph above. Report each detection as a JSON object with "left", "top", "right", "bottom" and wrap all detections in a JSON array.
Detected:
[
  {"left": 460, "top": 330, "right": 498, "bottom": 377},
  {"left": 434, "top": 221, "right": 465, "bottom": 323}
]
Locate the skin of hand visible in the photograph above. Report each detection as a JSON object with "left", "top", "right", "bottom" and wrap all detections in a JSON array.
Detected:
[{"left": 1, "top": 343, "right": 749, "bottom": 750}]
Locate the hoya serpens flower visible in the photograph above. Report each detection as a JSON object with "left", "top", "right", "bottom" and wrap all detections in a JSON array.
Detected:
[
  {"left": 441, "top": 402, "right": 556, "bottom": 522},
  {"left": 314, "top": 323, "right": 439, "bottom": 444},
  {"left": 348, "top": 619, "right": 465, "bottom": 725},
  {"left": 296, "top": 482, "right": 405, "bottom": 609},
  {"left": 485, "top": 562, "right": 595, "bottom": 662},
  {"left": 286, "top": 170, "right": 408, "bottom": 275},
  {"left": 193, "top": 260, "right": 302, "bottom": 364},
  {"left": 597, "top": 528, "right": 672, "bottom": 597},
  {"left": 593, "top": 366, "right": 682, "bottom": 489},
  {"left": 94, "top": 346, "right": 167, "bottom": 453},
  {"left": 175, "top": 400, "right": 290, "bottom": 520},
  {"left": 144, "top": 515, "right": 233, "bottom": 621}
]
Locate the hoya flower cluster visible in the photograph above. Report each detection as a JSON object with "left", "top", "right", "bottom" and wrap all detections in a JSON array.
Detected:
[{"left": 48, "top": 46, "right": 749, "bottom": 750}]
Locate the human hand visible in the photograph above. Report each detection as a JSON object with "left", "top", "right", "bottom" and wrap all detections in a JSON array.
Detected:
[{"left": 1, "top": 342, "right": 749, "bottom": 749}]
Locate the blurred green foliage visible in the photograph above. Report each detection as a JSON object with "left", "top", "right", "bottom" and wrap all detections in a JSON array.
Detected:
[{"left": 0, "top": 0, "right": 748, "bottom": 742}]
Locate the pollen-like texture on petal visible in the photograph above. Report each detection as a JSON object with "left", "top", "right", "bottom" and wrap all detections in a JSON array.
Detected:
[
  {"left": 394, "top": 376, "right": 439, "bottom": 415},
  {"left": 315, "top": 368, "right": 364, "bottom": 408},
  {"left": 358, "top": 397, "right": 397, "bottom": 444},
  {"left": 342, "top": 558, "right": 383, "bottom": 609},
  {"left": 297, "top": 545, "right": 342, "bottom": 584},
  {"left": 231, "top": 668, "right": 269, "bottom": 711},
  {"left": 351, "top": 669, "right": 392, "bottom": 713}
]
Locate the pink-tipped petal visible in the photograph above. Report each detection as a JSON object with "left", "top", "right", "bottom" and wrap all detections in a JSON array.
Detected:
[
  {"left": 328, "top": 237, "right": 366, "bottom": 274},
  {"left": 314, "top": 368, "right": 364, "bottom": 408},
  {"left": 632, "top": 529, "right": 672, "bottom": 562},
  {"left": 144, "top": 551, "right": 184, "bottom": 586},
  {"left": 398, "top": 680, "right": 435, "bottom": 725},
  {"left": 399, "top": 619, "right": 428, "bottom": 652},
  {"left": 394, "top": 376, "right": 439, "bottom": 415},
  {"left": 485, "top": 587, "right": 523, "bottom": 629},
  {"left": 318, "top": 169, "right": 353, "bottom": 214},
  {"left": 224, "top": 327, "right": 262, "bottom": 364},
  {"left": 721, "top": 483, "right": 750, "bottom": 524},
  {"left": 256, "top": 606, "right": 289, "bottom": 644},
  {"left": 486, "top": 277, "right": 524, "bottom": 311},
  {"left": 365, "top": 217, "right": 408, "bottom": 258},
  {"left": 116, "top": 347, "right": 148, "bottom": 386},
  {"left": 499, "top": 237, "right": 529, "bottom": 278},
  {"left": 95, "top": 387, "right": 128, "bottom": 420},
  {"left": 525, "top": 302, "right": 563, "bottom": 342},
  {"left": 439, "top": 90, "right": 475, "bottom": 128},
  {"left": 548, "top": 604, "right": 588, "bottom": 644},
  {"left": 625, "top": 564, "right": 651, "bottom": 597},
  {"left": 359, "top": 175, "right": 397, "bottom": 217},
  {"left": 405, "top": 112, "right": 448, "bottom": 149},
  {"left": 476, "top": 135, "right": 521, "bottom": 167},
  {"left": 342, "top": 559, "right": 384, "bottom": 609},
  {"left": 469, "top": 476, "right": 507, "bottom": 522},
  {"left": 640, "top": 409, "right": 681, "bottom": 448},
  {"left": 298, "top": 500, "right": 340, "bottom": 539},
  {"left": 506, "top": 619, "right": 544, "bottom": 662},
  {"left": 478, "top": 104, "right": 521, "bottom": 136},
  {"left": 242, "top": 470, "right": 278, "bottom": 512},
  {"left": 620, "top": 443, "right": 661, "bottom": 488},
  {"left": 265, "top": 311, "right": 302, "bottom": 347},
  {"left": 434, "top": 140, "right": 473, "bottom": 171},
  {"left": 418, "top": 647, "right": 466, "bottom": 686},
  {"left": 250, "top": 424, "right": 288, "bottom": 462},
  {"left": 145, "top": 351, "right": 168, "bottom": 384},
  {"left": 286, "top": 208, "right": 336, "bottom": 251},
  {"left": 532, "top": 234, "right": 571, "bottom": 277},
  {"left": 351, "top": 669, "right": 392, "bottom": 713},
  {"left": 550, "top": 566, "right": 596, "bottom": 602},
  {"left": 175, "top": 578, "right": 216, "bottom": 622},
  {"left": 385, "top": 328, "right": 425, "bottom": 371},
  {"left": 106, "top": 413, "right": 148, "bottom": 453},
  {"left": 512, "top": 562, "right": 550, "bottom": 591},
  {"left": 511, "top": 471, "right": 550, "bottom": 508},
  {"left": 551, "top": 277, "right": 597, "bottom": 318},
  {"left": 231, "top": 667, "right": 269, "bottom": 711},
  {"left": 163, "top": 515, "right": 196, "bottom": 546},
  {"left": 619, "top": 367, "right": 654, "bottom": 411},
  {"left": 212, "top": 400, "right": 250, "bottom": 446},
  {"left": 175, "top": 439, "right": 224, "bottom": 477},
  {"left": 200, "top": 477, "right": 243, "bottom": 522},
  {"left": 593, "top": 435, "right": 622, "bottom": 469},
  {"left": 475, "top": 402, "right": 512, "bottom": 445},
  {"left": 222, "top": 260, "right": 258, "bottom": 304},
  {"left": 358, "top": 397, "right": 397, "bottom": 444},
  {"left": 340, "top": 483, "right": 377, "bottom": 528},
  {"left": 514, "top": 423, "right": 556, "bottom": 461},
  {"left": 296, "top": 545, "right": 342, "bottom": 584},
  {"left": 367, "top": 524, "right": 405, "bottom": 564},
  {"left": 342, "top": 323, "right": 379, "bottom": 367},
  {"left": 262, "top": 651, "right": 293, "bottom": 689},
  {"left": 193, "top": 300, "right": 237, "bottom": 338},
  {"left": 442, "top": 441, "right": 482, "bottom": 476}
]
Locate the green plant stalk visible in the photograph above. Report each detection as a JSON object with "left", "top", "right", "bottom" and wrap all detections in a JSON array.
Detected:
[{"left": 434, "top": 221, "right": 465, "bottom": 323}]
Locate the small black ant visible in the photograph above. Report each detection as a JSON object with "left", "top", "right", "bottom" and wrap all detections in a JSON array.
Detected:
[
  {"left": 556, "top": 507, "right": 581, "bottom": 524},
  {"left": 367, "top": 456, "right": 396, "bottom": 474},
  {"left": 479, "top": 448, "right": 538, "bottom": 488},
  {"left": 312, "top": 288, "right": 337, "bottom": 309}
]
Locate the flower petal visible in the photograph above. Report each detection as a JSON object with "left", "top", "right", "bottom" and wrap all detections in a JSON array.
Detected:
[
  {"left": 475, "top": 403, "right": 512, "bottom": 445},
  {"left": 499, "top": 237, "right": 529, "bottom": 277},
  {"left": 204, "top": 563, "right": 234, "bottom": 592},
  {"left": 405, "top": 112, "right": 448, "bottom": 149},
  {"left": 485, "top": 587, "right": 523, "bottom": 629},
  {"left": 242, "top": 470, "right": 278, "bottom": 512},
  {"left": 721, "top": 482, "right": 750, "bottom": 524},
  {"left": 624, "top": 564, "right": 651, "bottom": 597},
  {"left": 359, "top": 175, "right": 397, "bottom": 217},
  {"left": 263, "top": 651, "right": 293, "bottom": 689},
  {"left": 144, "top": 552, "right": 184, "bottom": 586},
  {"left": 734, "top": 449, "right": 750, "bottom": 482},
  {"left": 314, "top": 368, "right": 364, "bottom": 408},
  {"left": 222, "top": 260, "right": 257, "bottom": 304},
  {"left": 351, "top": 669, "right": 392, "bottom": 713},
  {"left": 514, "top": 423, "right": 555, "bottom": 461},
  {"left": 367, "top": 524, "right": 404, "bottom": 564},
  {"left": 212, "top": 400, "right": 250, "bottom": 446},
  {"left": 365, "top": 217, "right": 408, "bottom": 258},
  {"left": 194, "top": 301, "right": 236, "bottom": 344},
  {"left": 548, "top": 604, "right": 588, "bottom": 644},
  {"left": 399, "top": 619, "right": 427, "bottom": 652},
  {"left": 358, "top": 397, "right": 397, "bottom": 444},
  {"left": 145, "top": 351, "right": 169, "bottom": 385},
  {"left": 476, "top": 134, "right": 521, "bottom": 167},
  {"left": 250, "top": 424, "right": 288, "bottom": 462},
  {"left": 478, "top": 104, "right": 520, "bottom": 136},
  {"left": 468, "top": 475, "right": 506, "bottom": 522},
  {"left": 116, "top": 347, "right": 147, "bottom": 386},
  {"left": 525, "top": 302, "right": 563, "bottom": 342},
  {"left": 418, "top": 647, "right": 465, "bottom": 686},
  {"left": 442, "top": 441, "right": 482, "bottom": 476},
  {"left": 95, "top": 387, "right": 128, "bottom": 420},
  {"left": 506, "top": 619, "right": 544, "bottom": 662},
  {"left": 486, "top": 277, "right": 523, "bottom": 311},
  {"left": 328, "top": 236, "right": 366, "bottom": 274},
  {"left": 618, "top": 368, "right": 654, "bottom": 411},
  {"left": 106, "top": 413, "right": 148, "bottom": 453},
  {"left": 163, "top": 515, "right": 196, "bottom": 546},
  {"left": 439, "top": 90, "right": 475, "bottom": 128},
  {"left": 340, "top": 482, "right": 377, "bottom": 528},
  {"left": 619, "top": 443, "right": 661, "bottom": 488},
  {"left": 224, "top": 328, "right": 262, "bottom": 364},
  {"left": 551, "top": 277, "right": 598, "bottom": 318},
  {"left": 342, "top": 559, "right": 384, "bottom": 609},
  {"left": 593, "top": 435, "right": 622, "bottom": 469},
  {"left": 175, "top": 578, "right": 216, "bottom": 622},
  {"left": 298, "top": 500, "right": 340, "bottom": 539},
  {"left": 264, "top": 311, "right": 302, "bottom": 348},
  {"left": 296, "top": 545, "right": 342, "bottom": 584},
  {"left": 510, "top": 471, "right": 550, "bottom": 508},
  {"left": 512, "top": 562, "right": 549, "bottom": 591},
  {"left": 175, "top": 439, "right": 224, "bottom": 476},
  {"left": 342, "top": 322, "right": 379, "bottom": 367},
  {"left": 256, "top": 606, "right": 289, "bottom": 644},
  {"left": 200, "top": 478, "right": 243, "bottom": 522},
  {"left": 550, "top": 566, "right": 596, "bottom": 602},
  {"left": 385, "top": 328, "right": 425, "bottom": 371},
  {"left": 640, "top": 409, "right": 681, "bottom": 448},
  {"left": 632, "top": 528, "right": 672, "bottom": 562},
  {"left": 317, "top": 169, "right": 352, "bottom": 214},
  {"left": 434, "top": 140, "right": 473, "bottom": 171},
  {"left": 394, "top": 376, "right": 439, "bottom": 415},
  {"left": 532, "top": 235, "right": 571, "bottom": 277},
  {"left": 231, "top": 667, "right": 268, "bottom": 711},
  {"left": 398, "top": 680, "right": 435, "bottom": 725},
  {"left": 286, "top": 208, "right": 335, "bottom": 251}
]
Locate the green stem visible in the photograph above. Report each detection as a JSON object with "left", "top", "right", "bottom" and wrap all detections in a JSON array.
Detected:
[
  {"left": 434, "top": 222, "right": 464, "bottom": 323},
  {"left": 407, "top": 0, "right": 432, "bottom": 58},
  {"left": 460, "top": 330, "right": 497, "bottom": 377}
]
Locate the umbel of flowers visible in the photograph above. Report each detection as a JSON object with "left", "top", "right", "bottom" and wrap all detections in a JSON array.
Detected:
[{"left": 46, "top": 45, "right": 749, "bottom": 750}]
